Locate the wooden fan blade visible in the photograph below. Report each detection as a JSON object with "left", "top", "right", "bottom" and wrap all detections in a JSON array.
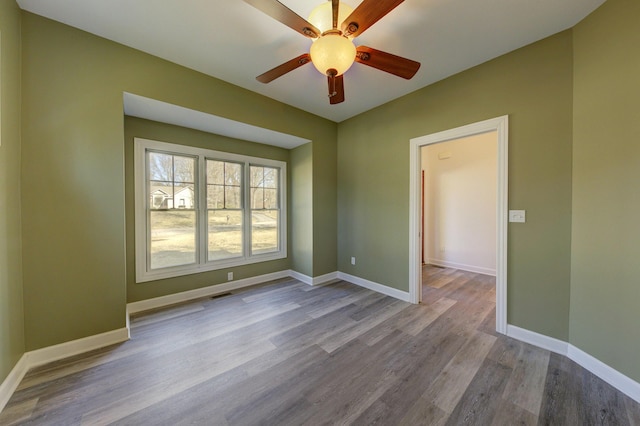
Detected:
[
  {"left": 332, "top": 0, "right": 340, "bottom": 29},
  {"left": 256, "top": 54, "right": 312, "bottom": 83},
  {"left": 243, "top": 0, "right": 320, "bottom": 38},
  {"left": 341, "top": 0, "right": 404, "bottom": 37},
  {"left": 355, "top": 46, "right": 420, "bottom": 79},
  {"left": 328, "top": 74, "right": 345, "bottom": 104}
]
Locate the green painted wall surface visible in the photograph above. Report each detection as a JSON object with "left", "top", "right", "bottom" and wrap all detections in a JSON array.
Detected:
[
  {"left": 338, "top": 32, "right": 574, "bottom": 340},
  {"left": 291, "top": 142, "right": 313, "bottom": 276},
  {"left": 571, "top": 0, "right": 640, "bottom": 382},
  {"left": 124, "top": 117, "right": 294, "bottom": 302},
  {"left": 312, "top": 126, "right": 337, "bottom": 276},
  {"left": 21, "top": 13, "right": 335, "bottom": 350},
  {"left": 0, "top": 0, "right": 24, "bottom": 383}
]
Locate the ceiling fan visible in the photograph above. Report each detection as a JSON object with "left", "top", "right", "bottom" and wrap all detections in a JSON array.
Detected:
[{"left": 243, "top": 0, "right": 421, "bottom": 104}]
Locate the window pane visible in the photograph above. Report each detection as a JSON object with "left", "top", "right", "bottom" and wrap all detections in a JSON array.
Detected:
[
  {"left": 252, "top": 188, "right": 264, "bottom": 209},
  {"left": 225, "top": 186, "right": 241, "bottom": 209},
  {"left": 263, "top": 167, "right": 277, "bottom": 188},
  {"left": 149, "top": 182, "right": 173, "bottom": 210},
  {"left": 148, "top": 152, "right": 172, "bottom": 181},
  {"left": 250, "top": 166, "right": 264, "bottom": 187},
  {"left": 226, "top": 163, "right": 242, "bottom": 186},
  {"left": 252, "top": 210, "right": 278, "bottom": 254},
  {"left": 207, "top": 160, "right": 224, "bottom": 185},
  {"left": 173, "top": 156, "right": 195, "bottom": 183},
  {"left": 150, "top": 210, "right": 196, "bottom": 269},
  {"left": 263, "top": 188, "right": 278, "bottom": 209},
  {"left": 174, "top": 184, "right": 195, "bottom": 209},
  {"left": 208, "top": 211, "right": 243, "bottom": 261},
  {"left": 207, "top": 185, "right": 224, "bottom": 209}
]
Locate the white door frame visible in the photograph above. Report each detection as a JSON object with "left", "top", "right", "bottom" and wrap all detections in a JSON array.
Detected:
[{"left": 408, "top": 115, "right": 509, "bottom": 334}]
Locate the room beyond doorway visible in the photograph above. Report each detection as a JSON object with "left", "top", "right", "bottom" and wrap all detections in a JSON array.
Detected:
[{"left": 408, "top": 116, "right": 508, "bottom": 334}]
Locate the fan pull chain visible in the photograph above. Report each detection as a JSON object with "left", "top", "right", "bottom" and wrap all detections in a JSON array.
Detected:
[{"left": 327, "top": 68, "right": 338, "bottom": 98}]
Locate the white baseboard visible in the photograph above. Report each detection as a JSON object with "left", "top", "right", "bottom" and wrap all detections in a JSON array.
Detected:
[
  {"left": 506, "top": 325, "right": 569, "bottom": 356},
  {"left": 507, "top": 324, "right": 640, "bottom": 404},
  {"left": 289, "top": 270, "right": 339, "bottom": 286},
  {"left": 567, "top": 345, "right": 640, "bottom": 403},
  {"left": 25, "top": 328, "right": 130, "bottom": 369},
  {"left": 337, "top": 272, "right": 411, "bottom": 302},
  {"left": 127, "top": 270, "right": 291, "bottom": 315},
  {"left": 0, "top": 327, "right": 129, "bottom": 413},
  {"left": 0, "top": 355, "right": 29, "bottom": 413},
  {"left": 428, "top": 259, "right": 496, "bottom": 276}
]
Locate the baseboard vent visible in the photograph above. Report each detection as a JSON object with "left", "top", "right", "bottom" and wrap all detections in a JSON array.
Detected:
[{"left": 210, "top": 292, "right": 232, "bottom": 299}]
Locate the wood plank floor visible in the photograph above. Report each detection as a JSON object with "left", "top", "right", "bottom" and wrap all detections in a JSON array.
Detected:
[{"left": 2, "top": 266, "right": 639, "bottom": 425}]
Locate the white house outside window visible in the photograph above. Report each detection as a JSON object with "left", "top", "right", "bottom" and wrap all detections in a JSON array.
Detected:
[{"left": 134, "top": 138, "right": 287, "bottom": 283}]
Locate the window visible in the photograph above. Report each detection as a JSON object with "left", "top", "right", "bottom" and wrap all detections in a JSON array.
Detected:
[{"left": 135, "top": 138, "right": 286, "bottom": 283}]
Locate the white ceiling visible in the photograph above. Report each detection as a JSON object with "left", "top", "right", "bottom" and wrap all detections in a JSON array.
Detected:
[{"left": 18, "top": 0, "right": 605, "bottom": 123}]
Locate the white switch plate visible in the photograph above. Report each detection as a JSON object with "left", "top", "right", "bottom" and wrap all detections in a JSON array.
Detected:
[
  {"left": 509, "top": 210, "right": 526, "bottom": 223},
  {"left": 351, "top": 257, "right": 356, "bottom": 265}
]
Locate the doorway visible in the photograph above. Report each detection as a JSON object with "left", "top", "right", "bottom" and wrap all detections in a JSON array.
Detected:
[{"left": 408, "top": 116, "right": 508, "bottom": 334}]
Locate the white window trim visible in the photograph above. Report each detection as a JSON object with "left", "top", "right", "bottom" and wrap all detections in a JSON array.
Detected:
[{"left": 134, "top": 137, "right": 287, "bottom": 283}]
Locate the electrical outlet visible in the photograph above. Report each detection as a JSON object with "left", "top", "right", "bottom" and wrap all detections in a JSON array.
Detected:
[
  {"left": 227, "top": 272, "right": 233, "bottom": 281},
  {"left": 351, "top": 257, "right": 356, "bottom": 265},
  {"left": 440, "top": 247, "right": 446, "bottom": 252}
]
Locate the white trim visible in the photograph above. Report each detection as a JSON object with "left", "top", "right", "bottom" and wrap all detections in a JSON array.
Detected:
[
  {"left": 0, "top": 329, "right": 128, "bottom": 413},
  {"left": 25, "top": 328, "right": 130, "bottom": 369},
  {"left": 0, "top": 355, "right": 28, "bottom": 413},
  {"left": 567, "top": 345, "right": 640, "bottom": 403},
  {"left": 127, "top": 270, "right": 291, "bottom": 314},
  {"left": 289, "top": 270, "right": 340, "bottom": 286},
  {"left": 506, "top": 325, "right": 569, "bottom": 356},
  {"left": 507, "top": 324, "right": 640, "bottom": 404},
  {"left": 409, "top": 116, "right": 509, "bottom": 335},
  {"left": 288, "top": 270, "right": 313, "bottom": 285},
  {"left": 337, "top": 272, "right": 411, "bottom": 302},
  {"left": 427, "top": 259, "right": 496, "bottom": 276},
  {"left": 311, "top": 271, "right": 339, "bottom": 285}
]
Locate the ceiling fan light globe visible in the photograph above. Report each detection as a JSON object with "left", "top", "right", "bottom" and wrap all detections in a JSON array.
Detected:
[
  {"left": 310, "top": 33, "right": 356, "bottom": 76},
  {"left": 308, "top": 1, "right": 354, "bottom": 33}
]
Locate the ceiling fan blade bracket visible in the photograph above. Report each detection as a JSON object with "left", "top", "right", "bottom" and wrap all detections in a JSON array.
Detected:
[
  {"left": 302, "top": 27, "right": 318, "bottom": 38},
  {"left": 343, "top": 22, "right": 359, "bottom": 37},
  {"left": 356, "top": 51, "right": 370, "bottom": 61}
]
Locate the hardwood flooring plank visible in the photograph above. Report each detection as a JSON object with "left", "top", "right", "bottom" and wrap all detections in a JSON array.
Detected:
[
  {"left": 502, "top": 343, "right": 550, "bottom": 416},
  {"left": 0, "top": 397, "right": 39, "bottom": 425},
  {"left": 319, "top": 299, "right": 407, "bottom": 353},
  {"left": 538, "top": 354, "right": 585, "bottom": 425},
  {"left": 129, "top": 302, "right": 205, "bottom": 328},
  {"left": 398, "top": 397, "right": 448, "bottom": 426},
  {"left": 488, "top": 337, "right": 525, "bottom": 369},
  {"left": 625, "top": 394, "right": 640, "bottom": 426},
  {"left": 445, "top": 358, "right": 512, "bottom": 425},
  {"left": 579, "top": 366, "right": 631, "bottom": 425},
  {"left": 399, "top": 297, "right": 457, "bottom": 336},
  {"left": 424, "top": 330, "right": 498, "bottom": 413},
  {"left": 492, "top": 399, "right": 539, "bottom": 425}
]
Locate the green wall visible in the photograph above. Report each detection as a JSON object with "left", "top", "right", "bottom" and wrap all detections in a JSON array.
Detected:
[
  {"left": 291, "top": 142, "right": 314, "bottom": 276},
  {"left": 124, "top": 117, "right": 299, "bottom": 302},
  {"left": 0, "top": 0, "right": 24, "bottom": 384},
  {"left": 20, "top": 12, "right": 336, "bottom": 350},
  {"left": 338, "top": 31, "right": 574, "bottom": 340},
  {"left": 571, "top": 0, "right": 640, "bottom": 382}
]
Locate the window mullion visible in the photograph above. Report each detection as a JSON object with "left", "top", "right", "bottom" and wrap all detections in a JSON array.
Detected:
[
  {"left": 244, "top": 161, "right": 251, "bottom": 259},
  {"left": 198, "top": 155, "right": 206, "bottom": 266}
]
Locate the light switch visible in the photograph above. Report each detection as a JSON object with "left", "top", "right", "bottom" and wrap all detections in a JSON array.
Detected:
[{"left": 509, "top": 210, "right": 526, "bottom": 223}]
